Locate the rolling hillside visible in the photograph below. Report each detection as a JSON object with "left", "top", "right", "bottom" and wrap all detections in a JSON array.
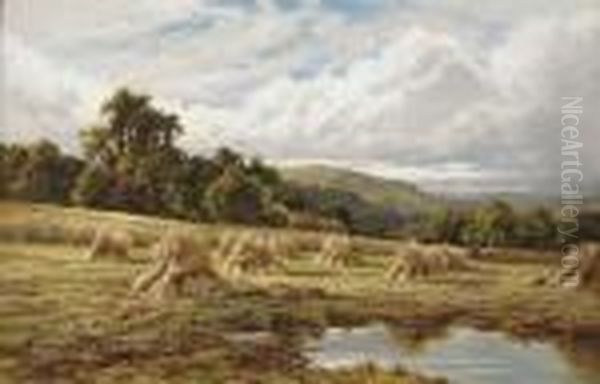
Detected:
[{"left": 280, "top": 164, "right": 439, "bottom": 212}]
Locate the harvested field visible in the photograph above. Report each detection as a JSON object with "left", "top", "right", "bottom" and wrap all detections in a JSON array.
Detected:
[{"left": 1, "top": 202, "right": 599, "bottom": 383}]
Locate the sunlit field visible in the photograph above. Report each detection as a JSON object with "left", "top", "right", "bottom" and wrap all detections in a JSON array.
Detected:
[{"left": 1, "top": 202, "right": 599, "bottom": 383}]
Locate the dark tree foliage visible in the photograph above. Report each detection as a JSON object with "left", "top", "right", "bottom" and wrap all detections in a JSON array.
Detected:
[
  {"left": 204, "top": 166, "right": 268, "bottom": 224},
  {"left": 74, "top": 88, "right": 186, "bottom": 214},
  {"left": 72, "top": 89, "right": 285, "bottom": 224},
  {"left": 279, "top": 183, "right": 409, "bottom": 236},
  {"left": 171, "top": 154, "right": 218, "bottom": 220},
  {"left": 415, "top": 201, "right": 559, "bottom": 249},
  {"left": 0, "top": 140, "right": 83, "bottom": 203}
]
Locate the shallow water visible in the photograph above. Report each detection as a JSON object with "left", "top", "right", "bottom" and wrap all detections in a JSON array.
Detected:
[{"left": 303, "top": 323, "right": 600, "bottom": 384}]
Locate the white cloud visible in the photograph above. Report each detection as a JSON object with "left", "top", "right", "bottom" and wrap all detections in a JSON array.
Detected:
[
  {"left": 1, "top": 35, "right": 103, "bottom": 150},
  {"left": 4, "top": 0, "right": 599, "bottom": 194}
]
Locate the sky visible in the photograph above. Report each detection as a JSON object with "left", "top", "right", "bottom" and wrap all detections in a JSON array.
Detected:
[{"left": 2, "top": 0, "right": 599, "bottom": 195}]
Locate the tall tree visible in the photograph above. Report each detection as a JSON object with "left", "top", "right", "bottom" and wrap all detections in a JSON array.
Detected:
[
  {"left": 9, "top": 140, "right": 82, "bottom": 203},
  {"left": 74, "top": 88, "right": 184, "bottom": 214}
]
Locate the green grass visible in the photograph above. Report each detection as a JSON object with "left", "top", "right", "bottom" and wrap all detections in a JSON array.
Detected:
[{"left": 0, "top": 201, "right": 599, "bottom": 383}]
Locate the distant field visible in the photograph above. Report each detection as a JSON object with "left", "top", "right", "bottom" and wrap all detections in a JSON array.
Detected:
[{"left": 0, "top": 201, "right": 599, "bottom": 383}]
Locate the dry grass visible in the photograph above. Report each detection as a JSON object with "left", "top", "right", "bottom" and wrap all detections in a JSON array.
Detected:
[
  {"left": 0, "top": 202, "right": 180, "bottom": 248},
  {"left": 387, "top": 244, "right": 472, "bottom": 282},
  {"left": 0, "top": 222, "right": 96, "bottom": 246},
  {"left": 2, "top": 202, "right": 600, "bottom": 383}
]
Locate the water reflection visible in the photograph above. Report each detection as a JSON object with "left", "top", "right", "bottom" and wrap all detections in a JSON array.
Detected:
[{"left": 303, "top": 323, "right": 600, "bottom": 384}]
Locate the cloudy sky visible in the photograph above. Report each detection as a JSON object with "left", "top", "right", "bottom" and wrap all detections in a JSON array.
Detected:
[{"left": 2, "top": 0, "right": 599, "bottom": 195}]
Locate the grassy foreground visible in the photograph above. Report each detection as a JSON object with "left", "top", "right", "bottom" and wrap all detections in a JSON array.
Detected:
[{"left": 0, "top": 202, "right": 599, "bottom": 383}]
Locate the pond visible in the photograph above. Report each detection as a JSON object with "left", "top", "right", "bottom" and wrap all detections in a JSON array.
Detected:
[{"left": 303, "top": 323, "right": 600, "bottom": 384}]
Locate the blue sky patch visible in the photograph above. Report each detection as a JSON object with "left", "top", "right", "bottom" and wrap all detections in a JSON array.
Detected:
[
  {"left": 274, "top": 0, "right": 303, "bottom": 12},
  {"left": 321, "top": 0, "right": 388, "bottom": 20}
]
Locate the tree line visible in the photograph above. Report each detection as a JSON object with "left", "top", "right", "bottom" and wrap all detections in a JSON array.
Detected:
[
  {"left": 2, "top": 87, "right": 594, "bottom": 247},
  {"left": 2, "top": 89, "right": 284, "bottom": 225},
  {"left": 0, "top": 88, "right": 385, "bottom": 232},
  {"left": 415, "top": 200, "right": 560, "bottom": 248}
]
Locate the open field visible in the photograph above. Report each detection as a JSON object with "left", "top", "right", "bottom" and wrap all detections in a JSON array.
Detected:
[{"left": 1, "top": 202, "right": 599, "bottom": 383}]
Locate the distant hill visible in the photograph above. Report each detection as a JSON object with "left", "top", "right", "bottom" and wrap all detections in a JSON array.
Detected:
[{"left": 279, "top": 164, "right": 439, "bottom": 212}]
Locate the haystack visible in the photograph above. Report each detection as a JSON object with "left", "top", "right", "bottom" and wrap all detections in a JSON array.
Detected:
[
  {"left": 218, "top": 230, "right": 253, "bottom": 276},
  {"left": 579, "top": 243, "right": 600, "bottom": 291},
  {"left": 219, "top": 231, "right": 287, "bottom": 277},
  {"left": 387, "top": 244, "right": 471, "bottom": 282},
  {"left": 316, "top": 233, "right": 353, "bottom": 268},
  {"left": 131, "top": 232, "right": 221, "bottom": 300},
  {"left": 210, "top": 230, "right": 239, "bottom": 262},
  {"left": 266, "top": 231, "right": 295, "bottom": 260},
  {"left": 522, "top": 244, "right": 600, "bottom": 289},
  {"left": 86, "top": 228, "right": 133, "bottom": 261},
  {"left": 286, "top": 231, "right": 323, "bottom": 254}
]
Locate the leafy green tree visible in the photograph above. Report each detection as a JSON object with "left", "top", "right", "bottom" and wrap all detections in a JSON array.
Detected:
[
  {"left": 204, "top": 166, "right": 269, "bottom": 224},
  {"left": 213, "top": 147, "right": 244, "bottom": 172},
  {"left": 514, "top": 207, "right": 557, "bottom": 248},
  {"left": 71, "top": 164, "right": 114, "bottom": 207},
  {"left": 1, "top": 144, "right": 28, "bottom": 197},
  {"left": 247, "top": 157, "right": 281, "bottom": 187},
  {"left": 461, "top": 200, "right": 516, "bottom": 247},
  {"left": 420, "top": 207, "right": 466, "bottom": 244},
  {"left": 100, "top": 88, "right": 150, "bottom": 155},
  {"left": 166, "top": 154, "right": 217, "bottom": 219},
  {"left": 75, "top": 88, "right": 184, "bottom": 214},
  {"left": 7, "top": 140, "right": 82, "bottom": 203}
]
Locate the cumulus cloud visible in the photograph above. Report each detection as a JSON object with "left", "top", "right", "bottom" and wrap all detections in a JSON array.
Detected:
[
  {"left": 3, "top": 0, "right": 599, "bottom": 194},
  {"left": 2, "top": 35, "right": 101, "bottom": 150}
]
